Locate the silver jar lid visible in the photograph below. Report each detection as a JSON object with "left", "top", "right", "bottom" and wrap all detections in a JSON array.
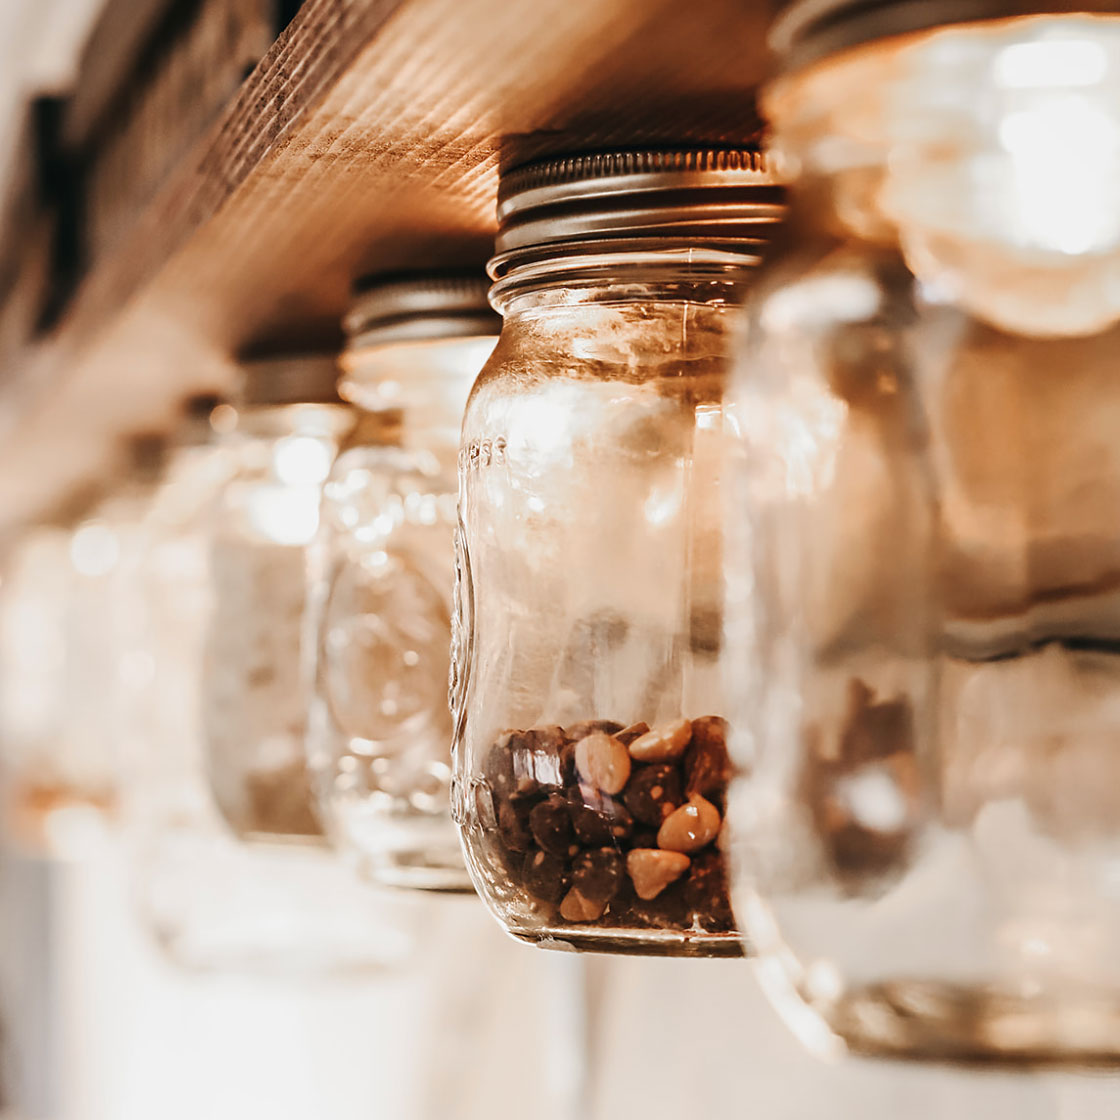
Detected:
[
  {"left": 236, "top": 352, "right": 343, "bottom": 408},
  {"left": 771, "top": 0, "right": 1120, "bottom": 72},
  {"left": 344, "top": 273, "right": 500, "bottom": 352},
  {"left": 490, "top": 148, "right": 786, "bottom": 278}
]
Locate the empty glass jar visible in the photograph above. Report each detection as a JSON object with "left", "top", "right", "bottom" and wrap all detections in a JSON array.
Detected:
[
  {"left": 453, "top": 148, "right": 785, "bottom": 955},
  {"left": 203, "top": 357, "right": 352, "bottom": 839},
  {"left": 0, "top": 512, "right": 84, "bottom": 849},
  {"left": 155, "top": 373, "right": 413, "bottom": 972},
  {"left": 0, "top": 437, "right": 164, "bottom": 853},
  {"left": 305, "top": 273, "right": 498, "bottom": 890},
  {"left": 725, "top": 1, "right": 1120, "bottom": 1064}
]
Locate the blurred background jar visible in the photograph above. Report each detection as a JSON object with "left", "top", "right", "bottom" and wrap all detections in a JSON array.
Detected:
[
  {"left": 164, "top": 360, "right": 413, "bottom": 973},
  {"left": 453, "top": 148, "right": 785, "bottom": 955},
  {"left": 0, "top": 504, "right": 87, "bottom": 852},
  {"left": 203, "top": 355, "right": 352, "bottom": 838},
  {"left": 724, "top": 0, "right": 1120, "bottom": 1067},
  {"left": 0, "top": 435, "right": 164, "bottom": 855},
  {"left": 305, "top": 273, "right": 498, "bottom": 891}
]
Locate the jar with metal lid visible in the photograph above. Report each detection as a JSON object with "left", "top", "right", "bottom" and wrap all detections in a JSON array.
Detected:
[
  {"left": 452, "top": 148, "right": 785, "bottom": 955},
  {"left": 305, "top": 273, "right": 499, "bottom": 891},
  {"left": 152, "top": 379, "right": 413, "bottom": 972},
  {"left": 724, "top": 0, "right": 1120, "bottom": 1064},
  {"left": 202, "top": 356, "right": 353, "bottom": 838}
]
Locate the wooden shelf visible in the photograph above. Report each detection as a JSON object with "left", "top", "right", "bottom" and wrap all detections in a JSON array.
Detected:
[{"left": 0, "top": 0, "right": 775, "bottom": 531}]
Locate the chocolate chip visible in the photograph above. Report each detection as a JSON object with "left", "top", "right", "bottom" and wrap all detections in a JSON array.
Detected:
[
  {"left": 572, "top": 847, "right": 623, "bottom": 904},
  {"left": 568, "top": 785, "right": 634, "bottom": 845},
  {"left": 529, "top": 793, "right": 576, "bottom": 857},
  {"left": 682, "top": 849, "right": 734, "bottom": 931},
  {"left": 509, "top": 726, "right": 566, "bottom": 788},
  {"left": 684, "top": 716, "right": 733, "bottom": 801},
  {"left": 483, "top": 736, "right": 516, "bottom": 797},
  {"left": 623, "top": 763, "right": 683, "bottom": 827},
  {"left": 566, "top": 719, "right": 624, "bottom": 741},
  {"left": 522, "top": 848, "right": 569, "bottom": 904},
  {"left": 630, "top": 826, "right": 659, "bottom": 851},
  {"left": 498, "top": 800, "right": 532, "bottom": 853},
  {"left": 615, "top": 721, "right": 650, "bottom": 746}
]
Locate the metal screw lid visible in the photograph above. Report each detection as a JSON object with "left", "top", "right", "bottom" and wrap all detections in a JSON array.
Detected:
[
  {"left": 771, "top": 0, "right": 1120, "bottom": 72},
  {"left": 236, "top": 352, "right": 343, "bottom": 408},
  {"left": 491, "top": 147, "right": 786, "bottom": 278},
  {"left": 344, "top": 272, "right": 500, "bottom": 351}
]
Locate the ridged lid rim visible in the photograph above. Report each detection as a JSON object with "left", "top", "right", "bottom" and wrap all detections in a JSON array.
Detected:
[
  {"left": 345, "top": 272, "right": 500, "bottom": 347},
  {"left": 236, "top": 352, "right": 344, "bottom": 408},
  {"left": 493, "top": 147, "right": 787, "bottom": 267}
]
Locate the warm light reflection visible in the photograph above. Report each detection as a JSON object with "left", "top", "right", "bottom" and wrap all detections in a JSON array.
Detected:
[
  {"left": 994, "top": 36, "right": 1109, "bottom": 88},
  {"left": 246, "top": 485, "right": 321, "bottom": 546},
  {"left": 998, "top": 94, "right": 1120, "bottom": 255},
  {"left": 272, "top": 435, "right": 334, "bottom": 486},
  {"left": 70, "top": 521, "right": 120, "bottom": 576}
]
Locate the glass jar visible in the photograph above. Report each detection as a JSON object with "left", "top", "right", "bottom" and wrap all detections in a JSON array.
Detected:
[
  {"left": 149, "top": 381, "right": 412, "bottom": 972},
  {"left": 725, "top": 2, "right": 1120, "bottom": 1064},
  {"left": 306, "top": 274, "right": 499, "bottom": 890},
  {"left": 0, "top": 513, "right": 83, "bottom": 849},
  {"left": 202, "top": 357, "right": 353, "bottom": 839},
  {"left": 453, "top": 149, "right": 785, "bottom": 955},
  {"left": 0, "top": 437, "right": 164, "bottom": 853}
]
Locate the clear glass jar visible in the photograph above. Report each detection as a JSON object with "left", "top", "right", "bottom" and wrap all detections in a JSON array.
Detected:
[
  {"left": 148, "top": 382, "right": 413, "bottom": 973},
  {"left": 0, "top": 516, "right": 83, "bottom": 849},
  {"left": 725, "top": 2, "right": 1120, "bottom": 1064},
  {"left": 202, "top": 359, "right": 353, "bottom": 839},
  {"left": 306, "top": 274, "right": 499, "bottom": 890},
  {"left": 0, "top": 438, "right": 164, "bottom": 853},
  {"left": 453, "top": 149, "right": 785, "bottom": 955}
]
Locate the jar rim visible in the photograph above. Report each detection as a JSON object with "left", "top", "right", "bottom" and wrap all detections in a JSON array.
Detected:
[{"left": 488, "top": 243, "right": 770, "bottom": 311}]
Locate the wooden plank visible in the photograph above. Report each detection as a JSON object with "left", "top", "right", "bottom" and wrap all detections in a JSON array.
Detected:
[{"left": 0, "top": 0, "right": 777, "bottom": 532}]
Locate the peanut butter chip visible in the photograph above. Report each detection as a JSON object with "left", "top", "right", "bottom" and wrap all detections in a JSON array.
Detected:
[
  {"left": 626, "top": 848, "right": 691, "bottom": 900},
  {"left": 574, "top": 731, "right": 631, "bottom": 795},
  {"left": 560, "top": 887, "right": 607, "bottom": 922},
  {"left": 628, "top": 718, "right": 692, "bottom": 762},
  {"left": 657, "top": 794, "right": 721, "bottom": 853}
]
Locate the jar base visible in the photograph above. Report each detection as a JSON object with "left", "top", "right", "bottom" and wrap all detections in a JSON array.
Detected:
[
  {"left": 506, "top": 923, "right": 745, "bottom": 959},
  {"left": 363, "top": 849, "right": 476, "bottom": 894},
  {"left": 820, "top": 981, "right": 1120, "bottom": 1070}
]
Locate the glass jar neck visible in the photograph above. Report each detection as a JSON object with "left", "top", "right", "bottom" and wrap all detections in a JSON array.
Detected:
[
  {"left": 339, "top": 336, "right": 494, "bottom": 439},
  {"left": 770, "top": 14, "right": 1120, "bottom": 335},
  {"left": 492, "top": 248, "right": 764, "bottom": 334}
]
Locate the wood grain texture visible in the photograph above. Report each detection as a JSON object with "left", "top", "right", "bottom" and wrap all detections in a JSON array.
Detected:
[{"left": 0, "top": 0, "right": 777, "bottom": 531}]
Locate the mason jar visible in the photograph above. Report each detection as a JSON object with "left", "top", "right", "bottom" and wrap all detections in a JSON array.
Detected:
[
  {"left": 724, "top": 0, "right": 1120, "bottom": 1065},
  {"left": 0, "top": 512, "right": 85, "bottom": 849},
  {"left": 0, "top": 437, "right": 165, "bottom": 852},
  {"left": 453, "top": 148, "right": 785, "bottom": 955},
  {"left": 150, "top": 378, "right": 412, "bottom": 973},
  {"left": 202, "top": 356, "right": 353, "bottom": 839},
  {"left": 305, "top": 273, "right": 498, "bottom": 891}
]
